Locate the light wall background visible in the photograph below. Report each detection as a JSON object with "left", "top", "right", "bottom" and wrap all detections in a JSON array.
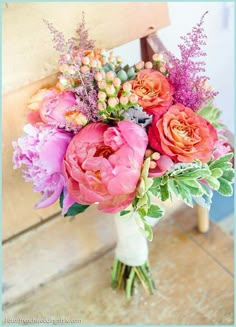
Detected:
[{"left": 114, "top": 2, "right": 235, "bottom": 133}]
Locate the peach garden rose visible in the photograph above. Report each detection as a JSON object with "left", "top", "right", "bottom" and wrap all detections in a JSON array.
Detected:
[
  {"left": 148, "top": 104, "right": 218, "bottom": 163},
  {"left": 130, "top": 69, "right": 173, "bottom": 118}
]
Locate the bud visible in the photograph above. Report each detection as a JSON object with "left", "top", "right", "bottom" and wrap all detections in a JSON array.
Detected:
[
  {"left": 106, "top": 71, "right": 115, "bottom": 81},
  {"left": 80, "top": 65, "right": 90, "bottom": 74},
  {"left": 119, "top": 96, "right": 129, "bottom": 105},
  {"left": 108, "top": 97, "right": 118, "bottom": 108},
  {"left": 98, "top": 102, "right": 107, "bottom": 110},
  {"left": 82, "top": 57, "right": 90, "bottom": 65},
  {"left": 106, "top": 85, "right": 116, "bottom": 95},
  {"left": 145, "top": 61, "right": 153, "bottom": 69},
  {"left": 151, "top": 152, "right": 161, "bottom": 161},
  {"left": 123, "top": 82, "right": 132, "bottom": 92},
  {"left": 129, "top": 94, "right": 138, "bottom": 104},
  {"left": 150, "top": 161, "right": 157, "bottom": 169},
  {"left": 152, "top": 53, "right": 163, "bottom": 62},
  {"left": 98, "top": 91, "right": 107, "bottom": 101},
  {"left": 113, "top": 77, "right": 121, "bottom": 87},
  {"left": 135, "top": 61, "right": 145, "bottom": 70},
  {"left": 95, "top": 72, "right": 103, "bottom": 82}
]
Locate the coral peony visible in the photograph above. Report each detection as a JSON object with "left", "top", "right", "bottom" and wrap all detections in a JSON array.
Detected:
[
  {"left": 130, "top": 69, "right": 173, "bottom": 118},
  {"left": 148, "top": 104, "right": 218, "bottom": 163},
  {"left": 63, "top": 121, "right": 148, "bottom": 213},
  {"left": 13, "top": 124, "right": 72, "bottom": 208}
]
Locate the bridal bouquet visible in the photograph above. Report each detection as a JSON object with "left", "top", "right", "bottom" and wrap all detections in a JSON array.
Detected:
[{"left": 13, "top": 14, "right": 234, "bottom": 299}]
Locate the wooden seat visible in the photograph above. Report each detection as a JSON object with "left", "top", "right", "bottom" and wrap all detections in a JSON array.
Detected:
[{"left": 2, "top": 3, "right": 233, "bottom": 324}]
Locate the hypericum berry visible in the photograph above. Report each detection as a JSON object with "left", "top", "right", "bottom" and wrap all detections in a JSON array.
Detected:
[
  {"left": 106, "top": 85, "right": 116, "bottom": 95},
  {"left": 119, "top": 96, "right": 129, "bottom": 105},
  {"left": 123, "top": 82, "right": 132, "bottom": 92},
  {"left": 151, "top": 152, "right": 161, "bottom": 160},
  {"left": 95, "top": 72, "right": 103, "bottom": 82},
  {"left": 106, "top": 71, "right": 115, "bottom": 81},
  {"left": 135, "top": 61, "right": 145, "bottom": 70},
  {"left": 113, "top": 77, "right": 121, "bottom": 87},
  {"left": 98, "top": 80, "right": 107, "bottom": 89},
  {"left": 108, "top": 56, "right": 114, "bottom": 63},
  {"left": 145, "top": 149, "right": 153, "bottom": 158},
  {"left": 98, "top": 102, "right": 107, "bottom": 110},
  {"left": 108, "top": 97, "right": 118, "bottom": 107},
  {"left": 159, "top": 65, "right": 166, "bottom": 73},
  {"left": 90, "top": 59, "right": 97, "bottom": 68},
  {"left": 116, "top": 56, "right": 122, "bottom": 63},
  {"left": 82, "top": 57, "right": 90, "bottom": 65},
  {"left": 129, "top": 94, "right": 138, "bottom": 104},
  {"left": 152, "top": 53, "right": 163, "bottom": 62},
  {"left": 145, "top": 61, "right": 153, "bottom": 69},
  {"left": 98, "top": 91, "right": 107, "bottom": 101},
  {"left": 150, "top": 160, "right": 157, "bottom": 169},
  {"left": 80, "top": 65, "right": 90, "bottom": 74}
]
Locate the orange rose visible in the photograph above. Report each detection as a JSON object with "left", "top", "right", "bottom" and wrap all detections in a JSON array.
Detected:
[
  {"left": 148, "top": 104, "right": 218, "bottom": 163},
  {"left": 130, "top": 69, "right": 173, "bottom": 117}
]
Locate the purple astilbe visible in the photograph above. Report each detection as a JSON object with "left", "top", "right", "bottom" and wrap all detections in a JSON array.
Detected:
[
  {"left": 13, "top": 125, "right": 73, "bottom": 208},
  {"left": 166, "top": 12, "right": 218, "bottom": 110},
  {"left": 69, "top": 11, "right": 95, "bottom": 51},
  {"left": 64, "top": 70, "right": 99, "bottom": 122},
  {"left": 43, "top": 19, "right": 66, "bottom": 52}
]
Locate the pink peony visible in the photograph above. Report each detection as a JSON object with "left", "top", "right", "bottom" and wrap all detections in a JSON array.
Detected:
[
  {"left": 27, "top": 88, "right": 77, "bottom": 126},
  {"left": 63, "top": 121, "right": 148, "bottom": 213},
  {"left": 13, "top": 124, "right": 73, "bottom": 208}
]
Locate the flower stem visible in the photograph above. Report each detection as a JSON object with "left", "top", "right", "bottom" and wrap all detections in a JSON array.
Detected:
[{"left": 111, "top": 257, "right": 155, "bottom": 299}]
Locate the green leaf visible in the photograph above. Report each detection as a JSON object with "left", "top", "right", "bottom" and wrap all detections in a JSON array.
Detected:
[
  {"left": 197, "top": 102, "right": 225, "bottom": 129},
  {"left": 147, "top": 204, "right": 164, "bottom": 219},
  {"left": 120, "top": 210, "right": 131, "bottom": 216},
  {"left": 168, "top": 179, "right": 179, "bottom": 196},
  {"left": 221, "top": 169, "right": 234, "bottom": 182},
  {"left": 64, "top": 202, "right": 90, "bottom": 217},
  {"left": 209, "top": 152, "right": 233, "bottom": 170},
  {"left": 60, "top": 192, "right": 90, "bottom": 217},
  {"left": 160, "top": 183, "right": 170, "bottom": 201},
  {"left": 137, "top": 207, "right": 147, "bottom": 219},
  {"left": 210, "top": 168, "right": 223, "bottom": 178},
  {"left": 181, "top": 180, "right": 204, "bottom": 197},
  {"left": 144, "top": 221, "right": 153, "bottom": 241},
  {"left": 194, "top": 183, "right": 213, "bottom": 209},
  {"left": 182, "top": 168, "right": 210, "bottom": 179},
  {"left": 204, "top": 176, "right": 220, "bottom": 190},
  {"left": 176, "top": 181, "right": 193, "bottom": 207},
  {"left": 217, "top": 177, "right": 233, "bottom": 196},
  {"left": 148, "top": 178, "right": 162, "bottom": 196},
  {"left": 135, "top": 215, "right": 153, "bottom": 241}
]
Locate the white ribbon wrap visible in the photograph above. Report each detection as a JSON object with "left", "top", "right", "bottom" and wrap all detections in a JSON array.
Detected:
[{"left": 114, "top": 212, "right": 160, "bottom": 266}]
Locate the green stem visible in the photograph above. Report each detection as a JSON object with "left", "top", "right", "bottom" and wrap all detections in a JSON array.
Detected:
[
  {"left": 125, "top": 268, "right": 136, "bottom": 300},
  {"left": 111, "top": 257, "right": 155, "bottom": 298}
]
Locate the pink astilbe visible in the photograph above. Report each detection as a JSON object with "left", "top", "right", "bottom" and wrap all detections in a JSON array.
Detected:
[{"left": 166, "top": 12, "right": 218, "bottom": 110}]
